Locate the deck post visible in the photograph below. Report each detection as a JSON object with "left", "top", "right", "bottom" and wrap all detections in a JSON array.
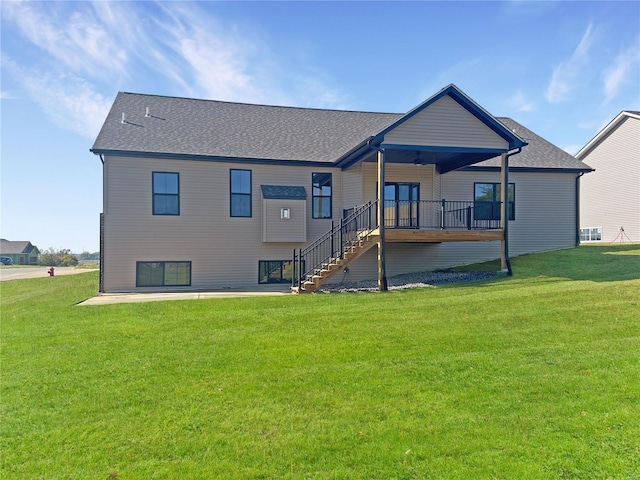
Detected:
[
  {"left": 377, "top": 149, "right": 388, "bottom": 291},
  {"left": 500, "top": 153, "right": 512, "bottom": 275}
]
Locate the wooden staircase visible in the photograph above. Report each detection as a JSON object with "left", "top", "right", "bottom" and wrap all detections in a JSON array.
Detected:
[{"left": 291, "top": 233, "right": 378, "bottom": 294}]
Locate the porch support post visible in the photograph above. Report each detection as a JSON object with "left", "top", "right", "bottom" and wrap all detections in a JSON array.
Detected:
[
  {"left": 377, "top": 148, "right": 388, "bottom": 291},
  {"left": 500, "top": 152, "right": 512, "bottom": 275}
]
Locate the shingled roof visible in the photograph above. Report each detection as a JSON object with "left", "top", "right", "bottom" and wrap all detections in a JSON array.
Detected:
[
  {"left": 473, "top": 118, "right": 591, "bottom": 171},
  {"left": 92, "top": 91, "right": 591, "bottom": 172},
  {"left": 92, "top": 92, "right": 400, "bottom": 163},
  {"left": 0, "top": 239, "right": 38, "bottom": 255}
]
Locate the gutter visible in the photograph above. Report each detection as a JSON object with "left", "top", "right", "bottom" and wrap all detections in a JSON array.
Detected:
[
  {"left": 89, "top": 149, "right": 336, "bottom": 168},
  {"left": 334, "top": 137, "right": 375, "bottom": 170}
]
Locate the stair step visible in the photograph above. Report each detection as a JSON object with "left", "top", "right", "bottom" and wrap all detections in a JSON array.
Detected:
[{"left": 291, "top": 221, "right": 380, "bottom": 294}]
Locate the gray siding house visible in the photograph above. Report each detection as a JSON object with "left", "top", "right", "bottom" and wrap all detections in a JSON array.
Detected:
[
  {"left": 91, "top": 85, "right": 592, "bottom": 293},
  {"left": 577, "top": 111, "right": 639, "bottom": 243}
]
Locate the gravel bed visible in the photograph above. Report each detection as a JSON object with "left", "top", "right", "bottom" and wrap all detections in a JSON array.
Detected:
[{"left": 318, "top": 270, "right": 502, "bottom": 293}]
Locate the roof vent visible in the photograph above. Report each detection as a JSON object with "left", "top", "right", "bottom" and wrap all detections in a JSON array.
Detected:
[
  {"left": 145, "top": 107, "right": 150, "bottom": 117},
  {"left": 121, "top": 112, "right": 127, "bottom": 124}
]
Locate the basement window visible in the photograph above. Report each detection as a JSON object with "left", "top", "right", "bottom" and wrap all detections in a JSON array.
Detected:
[
  {"left": 136, "top": 261, "right": 191, "bottom": 287},
  {"left": 580, "top": 227, "right": 602, "bottom": 242},
  {"left": 259, "top": 260, "right": 304, "bottom": 284}
]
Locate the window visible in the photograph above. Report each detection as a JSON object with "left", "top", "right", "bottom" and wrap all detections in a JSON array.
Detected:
[
  {"left": 259, "top": 260, "right": 304, "bottom": 284},
  {"left": 312, "top": 172, "right": 332, "bottom": 219},
  {"left": 580, "top": 227, "right": 602, "bottom": 242},
  {"left": 474, "top": 183, "right": 515, "bottom": 221},
  {"left": 153, "top": 172, "right": 180, "bottom": 215},
  {"left": 136, "top": 261, "right": 191, "bottom": 287},
  {"left": 230, "top": 169, "right": 251, "bottom": 217}
]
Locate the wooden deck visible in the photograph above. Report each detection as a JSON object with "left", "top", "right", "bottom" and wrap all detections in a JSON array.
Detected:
[{"left": 369, "top": 228, "right": 504, "bottom": 243}]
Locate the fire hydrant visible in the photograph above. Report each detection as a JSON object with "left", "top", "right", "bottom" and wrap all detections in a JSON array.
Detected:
[{"left": 48, "top": 267, "right": 55, "bottom": 277}]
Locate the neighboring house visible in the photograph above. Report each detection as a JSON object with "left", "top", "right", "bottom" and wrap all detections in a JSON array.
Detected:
[
  {"left": 577, "top": 111, "right": 640, "bottom": 243},
  {"left": 91, "top": 84, "right": 592, "bottom": 293},
  {"left": 0, "top": 239, "right": 40, "bottom": 265}
]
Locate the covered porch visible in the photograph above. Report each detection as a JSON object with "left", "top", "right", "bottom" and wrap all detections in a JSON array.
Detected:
[{"left": 293, "top": 84, "right": 527, "bottom": 293}]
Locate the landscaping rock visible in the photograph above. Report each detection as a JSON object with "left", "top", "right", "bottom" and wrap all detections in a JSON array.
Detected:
[{"left": 319, "top": 270, "right": 501, "bottom": 293}]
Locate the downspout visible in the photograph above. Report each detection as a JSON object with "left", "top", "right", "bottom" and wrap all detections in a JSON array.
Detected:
[
  {"left": 99, "top": 153, "right": 105, "bottom": 292},
  {"left": 575, "top": 172, "right": 584, "bottom": 247},
  {"left": 501, "top": 146, "right": 522, "bottom": 276}
]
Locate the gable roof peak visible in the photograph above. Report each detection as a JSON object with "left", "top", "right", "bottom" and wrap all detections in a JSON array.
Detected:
[
  {"left": 374, "top": 84, "right": 527, "bottom": 150},
  {"left": 576, "top": 110, "right": 640, "bottom": 159}
]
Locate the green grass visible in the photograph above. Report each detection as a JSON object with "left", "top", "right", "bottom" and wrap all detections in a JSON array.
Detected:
[{"left": 1, "top": 245, "right": 639, "bottom": 479}]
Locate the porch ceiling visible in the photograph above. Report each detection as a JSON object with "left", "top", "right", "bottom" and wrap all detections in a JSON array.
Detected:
[{"left": 359, "top": 147, "right": 506, "bottom": 174}]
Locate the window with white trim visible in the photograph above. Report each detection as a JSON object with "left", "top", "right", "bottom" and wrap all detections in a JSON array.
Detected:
[{"left": 580, "top": 227, "right": 602, "bottom": 242}]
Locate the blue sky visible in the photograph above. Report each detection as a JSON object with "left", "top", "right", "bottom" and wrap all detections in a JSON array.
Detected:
[{"left": 1, "top": 1, "right": 639, "bottom": 253}]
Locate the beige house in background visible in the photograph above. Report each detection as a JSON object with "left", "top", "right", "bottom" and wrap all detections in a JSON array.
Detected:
[
  {"left": 91, "top": 85, "right": 592, "bottom": 293},
  {"left": 578, "top": 111, "right": 640, "bottom": 243}
]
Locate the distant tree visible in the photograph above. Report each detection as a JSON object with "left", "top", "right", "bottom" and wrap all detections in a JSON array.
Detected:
[
  {"left": 76, "top": 251, "right": 100, "bottom": 261},
  {"left": 39, "top": 248, "right": 78, "bottom": 267},
  {"left": 61, "top": 254, "right": 79, "bottom": 267}
]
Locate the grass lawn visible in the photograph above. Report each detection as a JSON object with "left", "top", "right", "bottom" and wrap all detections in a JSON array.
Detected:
[{"left": 1, "top": 245, "right": 639, "bottom": 479}]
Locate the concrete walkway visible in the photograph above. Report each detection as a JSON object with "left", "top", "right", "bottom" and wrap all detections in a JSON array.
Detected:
[{"left": 78, "top": 285, "right": 291, "bottom": 305}]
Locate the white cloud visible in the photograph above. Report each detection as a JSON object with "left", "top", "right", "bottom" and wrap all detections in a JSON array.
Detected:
[
  {"left": 21, "top": 72, "right": 113, "bottom": 139},
  {"left": 2, "top": 1, "right": 128, "bottom": 78},
  {"left": 161, "top": 12, "right": 264, "bottom": 102},
  {"left": 603, "top": 38, "right": 640, "bottom": 103},
  {"left": 2, "top": 0, "right": 349, "bottom": 139},
  {"left": 2, "top": 54, "right": 111, "bottom": 139},
  {"left": 545, "top": 23, "right": 595, "bottom": 103},
  {"left": 0, "top": 91, "right": 17, "bottom": 100},
  {"left": 508, "top": 91, "right": 535, "bottom": 112}
]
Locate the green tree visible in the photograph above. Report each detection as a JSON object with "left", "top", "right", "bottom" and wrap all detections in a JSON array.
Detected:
[
  {"left": 61, "top": 254, "right": 79, "bottom": 267},
  {"left": 39, "top": 248, "right": 78, "bottom": 267}
]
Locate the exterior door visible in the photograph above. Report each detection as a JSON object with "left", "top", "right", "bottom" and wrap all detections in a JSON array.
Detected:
[{"left": 384, "top": 183, "right": 419, "bottom": 228}]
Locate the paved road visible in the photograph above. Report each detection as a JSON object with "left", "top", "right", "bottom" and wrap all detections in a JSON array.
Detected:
[{"left": 0, "top": 267, "right": 95, "bottom": 282}]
